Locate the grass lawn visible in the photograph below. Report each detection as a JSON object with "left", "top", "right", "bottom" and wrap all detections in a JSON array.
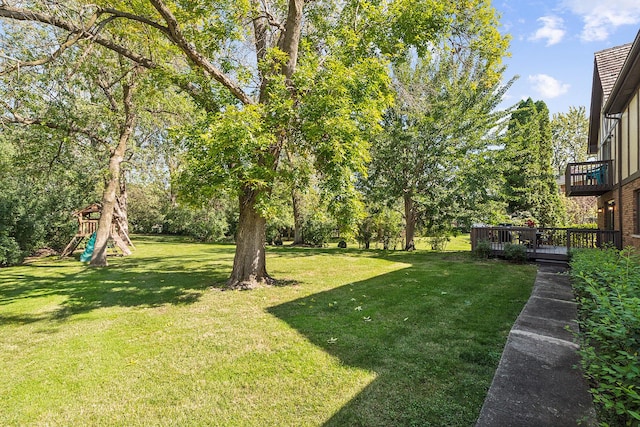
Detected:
[{"left": 0, "top": 236, "right": 535, "bottom": 426}]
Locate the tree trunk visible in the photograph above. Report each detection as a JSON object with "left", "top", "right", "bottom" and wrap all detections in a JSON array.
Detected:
[
  {"left": 117, "top": 168, "right": 130, "bottom": 238},
  {"left": 90, "top": 160, "right": 121, "bottom": 266},
  {"left": 113, "top": 196, "right": 133, "bottom": 253},
  {"left": 292, "top": 188, "right": 304, "bottom": 245},
  {"left": 225, "top": 0, "right": 302, "bottom": 285},
  {"left": 90, "top": 80, "right": 137, "bottom": 266},
  {"left": 227, "top": 187, "right": 272, "bottom": 289},
  {"left": 404, "top": 192, "right": 416, "bottom": 251}
]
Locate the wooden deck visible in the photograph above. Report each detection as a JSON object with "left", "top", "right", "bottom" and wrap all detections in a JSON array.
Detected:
[{"left": 471, "top": 226, "right": 621, "bottom": 262}]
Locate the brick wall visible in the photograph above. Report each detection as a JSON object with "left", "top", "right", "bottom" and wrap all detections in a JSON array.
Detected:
[
  {"left": 621, "top": 178, "right": 640, "bottom": 249},
  {"left": 596, "top": 190, "right": 617, "bottom": 232}
]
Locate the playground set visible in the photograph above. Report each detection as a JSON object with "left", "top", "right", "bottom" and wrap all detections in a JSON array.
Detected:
[{"left": 60, "top": 203, "right": 133, "bottom": 260}]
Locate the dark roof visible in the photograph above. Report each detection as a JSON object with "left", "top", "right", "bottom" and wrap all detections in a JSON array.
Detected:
[
  {"left": 588, "top": 40, "right": 634, "bottom": 153},
  {"left": 605, "top": 30, "right": 640, "bottom": 114},
  {"left": 595, "top": 43, "right": 632, "bottom": 106},
  {"left": 74, "top": 203, "right": 102, "bottom": 216}
]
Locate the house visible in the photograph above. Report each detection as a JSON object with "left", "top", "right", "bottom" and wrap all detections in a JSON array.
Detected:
[{"left": 565, "top": 29, "right": 640, "bottom": 249}]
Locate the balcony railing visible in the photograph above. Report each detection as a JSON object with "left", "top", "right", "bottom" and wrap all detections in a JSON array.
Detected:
[{"left": 565, "top": 159, "right": 613, "bottom": 196}]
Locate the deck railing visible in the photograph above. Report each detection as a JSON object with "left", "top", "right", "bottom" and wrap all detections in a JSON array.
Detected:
[
  {"left": 471, "top": 226, "right": 621, "bottom": 260},
  {"left": 565, "top": 159, "right": 614, "bottom": 196}
]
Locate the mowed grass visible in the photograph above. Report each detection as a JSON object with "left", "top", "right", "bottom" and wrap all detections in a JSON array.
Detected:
[{"left": 0, "top": 236, "right": 535, "bottom": 426}]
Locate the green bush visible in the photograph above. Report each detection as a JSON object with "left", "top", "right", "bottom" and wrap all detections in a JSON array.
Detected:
[
  {"left": 474, "top": 239, "right": 492, "bottom": 259},
  {"left": 302, "top": 214, "right": 334, "bottom": 247},
  {"left": 571, "top": 248, "right": 640, "bottom": 426},
  {"left": 126, "top": 184, "right": 166, "bottom": 234},
  {"left": 428, "top": 234, "right": 450, "bottom": 251},
  {"left": 162, "top": 206, "right": 228, "bottom": 242},
  {"left": 0, "top": 177, "right": 91, "bottom": 264},
  {"left": 0, "top": 233, "right": 21, "bottom": 266},
  {"left": 503, "top": 242, "right": 527, "bottom": 263}
]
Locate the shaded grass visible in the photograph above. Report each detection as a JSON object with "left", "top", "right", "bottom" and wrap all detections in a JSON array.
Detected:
[{"left": 0, "top": 236, "right": 535, "bottom": 426}]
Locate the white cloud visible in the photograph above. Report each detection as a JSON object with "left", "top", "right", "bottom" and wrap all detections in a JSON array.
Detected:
[
  {"left": 530, "top": 16, "right": 566, "bottom": 46},
  {"left": 563, "top": 0, "right": 640, "bottom": 41},
  {"left": 528, "top": 74, "right": 570, "bottom": 98}
]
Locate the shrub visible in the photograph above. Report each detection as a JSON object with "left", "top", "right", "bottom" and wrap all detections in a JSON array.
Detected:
[
  {"left": 503, "top": 242, "right": 527, "bottom": 263},
  {"left": 302, "top": 214, "right": 334, "bottom": 247},
  {"left": 0, "top": 177, "right": 91, "bottom": 264},
  {"left": 428, "top": 234, "right": 450, "bottom": 251},
  {"left": 0, "top": 233, "right": 21, "bottom": 266},
  {"left": 571, "top": 248, "right": 640, "bottom": 426},
  {"left": 127, "top": 184, "right": 166, "bottom": 234},
  {"left": 162, "top": 206, "right": 228, "bottom": 242},
  {"left": 474, "top": 239, "right": 492, "bottom": 259}
]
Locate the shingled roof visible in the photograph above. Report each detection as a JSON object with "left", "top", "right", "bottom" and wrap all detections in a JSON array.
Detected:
[
  {"left": 595, "top": 43, "right": 632, "bottom": 106},
  {"left": 588, "top": 42, "right": 633, "bottom": 153}
]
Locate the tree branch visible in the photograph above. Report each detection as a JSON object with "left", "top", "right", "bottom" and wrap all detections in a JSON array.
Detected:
[
  {"left": 148, "top": 0, "right": 254, "bottom": 105},
  {"left": 0, "top": 3, "right": 254, "bottom": 105},
  {"left": 97, "top": 77, "right": 120, "bottom": 111},
  {"left": 277, "top": 0, "right": 303, "bottom": 81},
  {"left": 0, "top": 5, "right": 156, "bottom": 69},
  {"left": 0, "top": 98, "right": 110, "bottom": 146},
  {"left": 2, "top": 114, "right": 110, "bottom": 146},
  {"left": 0, "top": 28, "right": 85, "bottom": 75},
  {"left": 98, "top": 7, "right": 170, "bottom": 36}
]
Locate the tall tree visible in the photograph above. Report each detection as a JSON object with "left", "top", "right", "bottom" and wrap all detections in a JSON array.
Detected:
[
  {"left": 0, "top": 0, "right": 503, "bottom": 287},
  {"left": 551, "top": 106, "right": 593, "bottom": 225},
  {"left": 502, "top": 98, "right": 565, "bottom": 226},
  {"left": 0, "top": 34, "right": 145, "bottom": 265},
  {"left": 551, "top": 105, "right": 589, "bottom": 176},
  {"left": 368, "top": 38, "right": 511, "bottom": 250}
]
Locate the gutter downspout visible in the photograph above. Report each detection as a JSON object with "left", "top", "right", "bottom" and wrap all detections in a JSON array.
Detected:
[
  {"left": 618, "top": 122, "right": 623, "bottom": 248},
  {"left": 606, "top": 113, "right": 623, "bottom": 247}
]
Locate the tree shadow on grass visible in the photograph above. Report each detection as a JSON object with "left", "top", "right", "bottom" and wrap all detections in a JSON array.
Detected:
[
  {"left": 0, "top": 254, "right": 229, "bottom": 323},
  {"left": 267, "top": 258, "right": 527, "bottom": 426}
]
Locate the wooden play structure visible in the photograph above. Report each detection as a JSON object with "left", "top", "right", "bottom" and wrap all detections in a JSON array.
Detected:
[{"left": 61, "top": 203, "right": 133, "bottom": 258}]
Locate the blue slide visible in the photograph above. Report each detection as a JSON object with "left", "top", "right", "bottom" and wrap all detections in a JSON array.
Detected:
[{"left": 80, "top": 232, "right": 97, "bottom": 262}]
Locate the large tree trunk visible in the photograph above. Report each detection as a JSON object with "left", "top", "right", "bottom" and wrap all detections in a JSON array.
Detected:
[
  {"left": 404, "top": 192, "right": 417, "bottom": 251},
  {"left": 90, "top": 80, "right": 137, "bottom": 266},
  {"left": 292, "top": 188, "right": 304, "bottom": 245},
  {"left": 225, "top": 0, "right": 303, "bottom": 286},
  {"left": 227, "top": 187, "right": 273, "bottom": 289}
]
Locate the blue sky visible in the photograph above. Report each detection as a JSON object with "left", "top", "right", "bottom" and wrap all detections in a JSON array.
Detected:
[{"left": 494, "top": 0, "right": 640, "bottom": 115}]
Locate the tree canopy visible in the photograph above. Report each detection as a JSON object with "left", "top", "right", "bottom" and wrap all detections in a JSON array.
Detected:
[
  {"left": 551, "top": 105, "right": 589, "bottom": 176},
  {"left": 501, "top": 98, "right": 565, "bottom": 226},
  {"left": 368, "top": 42, "right": 512, "bottom": 249}
]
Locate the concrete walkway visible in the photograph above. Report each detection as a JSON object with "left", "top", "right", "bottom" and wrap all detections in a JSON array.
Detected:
[{"left": 476, "top": 265, "right": 598, "bottom": 427}]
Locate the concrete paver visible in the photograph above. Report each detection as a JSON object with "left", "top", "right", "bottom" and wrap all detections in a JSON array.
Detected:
[{"left": 476, "top": 265, "right": 597, "bottom": 426}]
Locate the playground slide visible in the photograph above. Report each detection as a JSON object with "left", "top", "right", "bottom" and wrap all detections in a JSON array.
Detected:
[{"left": 80, "top": 232, "right": 97, "bottom": 262}]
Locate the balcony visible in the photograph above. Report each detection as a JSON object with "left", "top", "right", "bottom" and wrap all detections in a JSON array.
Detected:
[{"left": 565, "top": 160, "right": 614, "bottom": 196}]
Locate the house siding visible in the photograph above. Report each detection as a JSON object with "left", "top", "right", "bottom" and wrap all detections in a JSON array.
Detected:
[
  {"left": 620, "top": 88, "right": 640, "bottom": 249},
  {"left": 630, "top": 93, "right": 639, "bottom": 174},
  {"left": 597, "top": 84, "right": 640, "bottom": 244},
  {"left": 570, "top": 33, "right": 640, "bottom": 251}
]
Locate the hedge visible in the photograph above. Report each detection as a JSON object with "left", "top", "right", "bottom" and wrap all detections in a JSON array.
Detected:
[{"left": 571, "top": 248, "right": 640, "bottom": 426}]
